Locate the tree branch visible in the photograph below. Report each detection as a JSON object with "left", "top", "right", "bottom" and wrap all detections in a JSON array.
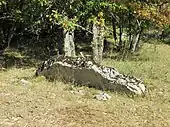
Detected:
[{"left": 74, "top": 24, "right": 93, "bottom": 34}]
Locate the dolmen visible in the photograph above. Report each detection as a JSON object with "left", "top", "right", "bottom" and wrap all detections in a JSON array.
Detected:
[{"left": 35, "top": 55, "right": 146, "bottom": 95}]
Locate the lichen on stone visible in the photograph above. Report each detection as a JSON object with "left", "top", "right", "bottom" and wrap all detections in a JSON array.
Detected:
[{"left": 36, "top": 55, "right": 146, "bottom": 95}]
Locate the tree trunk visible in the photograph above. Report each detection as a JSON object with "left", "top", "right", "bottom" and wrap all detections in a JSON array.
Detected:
[
  {"left": 128, "top": 13, "right": 133, "bottom": 50},
  {"left": 118, "top": 25, "right": 122, "bottom": 50},
  {"left": 131, "top": 20, "right": 142, "bottom": 52},
  {"left": 131, "top": 32, "right": 140, "bottom": 52},
  {"left": 92, "top": 23, "right": 99, "bottom": 63},
  {"left": 0, "top": 26, "right": 16, "bottom": 49},
  {"left": 92, "top": 23, "right": 104, "bottom": 64},
  {"left": 64, "top": 30, "right": 76, "bottom": 57},
  {"left": 7, "top": 28, "right": 15, "bottom": 48},
  {"left": 111, "top": 14, "right": 117, "bottom": 43},
  {"left": 0, "top": 28, "right": 5, "bottom": 44},
  {"left": 98, "top": 24, "right": 104, "bottom": 63},
  {"left": 57, "top": 27, "right": 64, "bottom": 55}
]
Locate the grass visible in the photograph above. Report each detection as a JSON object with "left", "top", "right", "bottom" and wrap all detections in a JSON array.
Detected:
[{"left": 0, "top": 43, "right": 170, "bottom": 127}]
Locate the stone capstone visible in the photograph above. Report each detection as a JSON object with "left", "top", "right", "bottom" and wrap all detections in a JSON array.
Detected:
[{"left": 35, "top": 56, "right": 146, "bottom": 95}]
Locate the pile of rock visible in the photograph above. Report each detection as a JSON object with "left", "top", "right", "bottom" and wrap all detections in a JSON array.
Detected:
[{"left": 36, "top": 55, "right": 146, "bottom": 95}]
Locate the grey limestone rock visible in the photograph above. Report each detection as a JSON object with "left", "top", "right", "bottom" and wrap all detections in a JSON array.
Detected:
[
  {"left": 36, "top": 55, "right": 146, "bottom": 95},
  {"left": 95, "top": 92, "right": 111, "bottom": 101}
]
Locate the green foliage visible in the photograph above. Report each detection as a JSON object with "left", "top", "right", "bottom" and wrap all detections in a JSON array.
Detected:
[
  {"left": 0, "top": 0, "right": 170, "bottom": 59},
  {"left": 0, "top": 0, "right": 6, "bottom": 6},
  {"left": 3, "top": 49, "right": 25, "bottom": 58},
  {"left": 49, "top": 10, "right": 78, "bottom": 31}
]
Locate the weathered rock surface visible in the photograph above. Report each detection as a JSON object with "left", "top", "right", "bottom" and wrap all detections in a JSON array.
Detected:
[
  {"left": 36, "top": 56, "right": 146, "bottom": 95},
  {"left": 95, "top": 93, "right": 111, "bottom": 101}
]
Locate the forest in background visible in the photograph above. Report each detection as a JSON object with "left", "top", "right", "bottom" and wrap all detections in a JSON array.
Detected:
[{"left": 0, "top": 0, "right": 170, "bottom": 65}]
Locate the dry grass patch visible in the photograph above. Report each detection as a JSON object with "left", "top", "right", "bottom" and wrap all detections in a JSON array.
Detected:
[{"left": 0, "top": 43, "right": 170, "bottom": 127}]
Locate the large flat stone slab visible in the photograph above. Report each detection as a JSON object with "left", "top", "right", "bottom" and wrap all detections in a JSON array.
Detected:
[{"left": 36, "top": 56, "right": 146, "bottom": 95}]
